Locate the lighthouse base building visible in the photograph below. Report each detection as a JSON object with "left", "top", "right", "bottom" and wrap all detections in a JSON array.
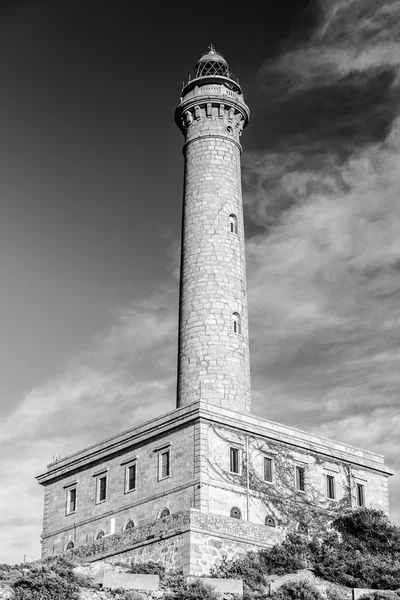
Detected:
[
  {"left": 37, "top": 48, "right": 394, "bottom": 575},
  {"left": 37, "top": 401, "right": 392, "bottom": 574}
]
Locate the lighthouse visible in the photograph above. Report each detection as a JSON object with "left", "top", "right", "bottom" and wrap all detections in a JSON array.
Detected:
[
  {"left": 37, "top": 47, "right": 393, "bottom": 576},
  {"left": 175, "top": 46, "right": 251, "bottom": 413}
]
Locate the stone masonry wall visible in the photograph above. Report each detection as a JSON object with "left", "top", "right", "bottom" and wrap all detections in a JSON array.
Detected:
[
  {"left": 41, "top": 425, "right": 196, "bottom": 558},
  {"left": 70, "top": 511, "right": 191, "bottom": 574},
  {"left": 201, "top": 421, "right": 391, "bottom": 531},
  {"left": 176, "top": 97, "right": 251, "bottom": 413},
  {"left": 67, "top": 509, "right": 282, "bottom": 576}
]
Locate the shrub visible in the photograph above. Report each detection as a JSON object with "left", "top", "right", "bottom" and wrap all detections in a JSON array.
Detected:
[
  {"left": 162, "top": 570, "right": 186, "bottom": 591},
  {"left": 110, "top": 590, "right": 145, "bottom": 599},
  {"left": 259, "top": 534, "right": 308, "bottom": 575},
  {"left": 332, "top": 509, "right": 400, "bottom": 558},
  {"left": 325, "top": 587, "right": 346, "bottom": 600},
  {"left": 270, "top": 581, "right": 324, "bottom": 600},
  {"left": 311, "top": 530, "right": 400, "bottom": 589},
  {"left": 165, "top": 579, "right": 220, "bottom": 600},
  {"left": 210, "top": 553, "right": 267, "bottom": 593},
  {"left": 12, "top": 567, "right": 80, "bottom": 600},
  {"left": 128, "top": 561, "right": 165, "bottom": 578}
]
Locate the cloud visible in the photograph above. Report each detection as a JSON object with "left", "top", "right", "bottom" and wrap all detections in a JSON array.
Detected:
[
  {"left": 260, "top": 0, "right": 400, "bottom": 98},
  {"left": 3, "top": 0, "right": 400, "bottom": 567},
  {"left": 244, "top": 0, "right": 400, "bottom": 524},
  {"left": 0, "top": 285, "right": 178, "bottom": 563}
]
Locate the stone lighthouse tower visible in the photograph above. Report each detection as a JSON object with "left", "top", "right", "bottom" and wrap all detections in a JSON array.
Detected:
[
  {"left": 37, "top": 47, "right": 394, "bottom": 573},
  {"left": 175, "top": 47, "right": 251, "bottom": 413}
]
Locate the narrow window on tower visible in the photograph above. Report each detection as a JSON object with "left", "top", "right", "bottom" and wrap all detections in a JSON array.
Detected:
[
  {"left": 326, "top": 475, "right": 336, "bottom": 500},
  {"left": 229, "top": 214, "right": 238, "bottom": 235},
  {"left": 232, "top": 312, "right": 241, "bottom": 334},
  {"left": 295, "top": 466, "right": 305, "bottom": 492},
  {"left": 356, "top": 483, "right": 365, "bottom": 507},
  {"left": 125, "top": 462, "right": 136, "bottom": 493},
  {"left": 230, "top": 447, "right": 240, "bottom": 474},
  {"left": 158, "top": 449, "right": 171, "bottom": 480},
  {"left": 263, "top": 457, "right": 273, "bottom": 483}
]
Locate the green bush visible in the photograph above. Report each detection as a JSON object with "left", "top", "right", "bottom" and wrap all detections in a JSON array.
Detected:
[
  {"left": 270, "top": 581, "right": 323, "bottom": 600},
  {"left": 165, "top": 579, "right": 220, "bottom": 599}
]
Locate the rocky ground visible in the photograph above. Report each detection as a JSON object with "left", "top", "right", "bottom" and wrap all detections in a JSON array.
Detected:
[{"left": 0, "top": 561, "right": 353, "bottom": 599}]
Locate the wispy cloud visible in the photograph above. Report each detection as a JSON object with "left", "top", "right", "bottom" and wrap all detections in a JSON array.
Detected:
[
  {"left": 0, "top": 286, "right": 178, "bottom": 563},
  {"left": 245, "top": 0, "right": 400, "bottom": 522},
  {"left": 3, "top": 0, "right": 400, "bottom": 567}
]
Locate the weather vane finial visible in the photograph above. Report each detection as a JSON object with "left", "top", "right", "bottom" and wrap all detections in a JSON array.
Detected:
[{"left": 208, "top": 43, "right": 215, "bottom": 53}]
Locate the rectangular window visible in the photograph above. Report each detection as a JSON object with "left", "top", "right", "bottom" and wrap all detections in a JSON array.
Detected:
[
  {"left": 230, "top": 447, "right": 240, "bottom": 474},
  {"left": 295, "top": 466, "right": 305, "bottom": 491},
  {"left": 97, "top": 475, "right": 107, "bottom": 503},
  {"left": 67, "top": 488, "right": 76, "bottom": 514},
  {"left": 159, "top": 449, "right": 170, "bottom": 480},
  {"left": 263, "top": 457, "right": 273, "bottom": 483},
  {"left": 125, "top": 463, "right": 136, "bottom": 493},
  {"left": 326, "top": 475, "right": 335, "bottom": 499},
  {"left": 356, "top": 483, "right": 365, "bottom": 507}
]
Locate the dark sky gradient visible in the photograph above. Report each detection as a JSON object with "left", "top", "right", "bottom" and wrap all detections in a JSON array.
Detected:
[
  {"left": 0, "top": 0, "right": 314, "bottom": 406},
  {"left": 2, "top": 0, "right": 400, "bottom": 563}
]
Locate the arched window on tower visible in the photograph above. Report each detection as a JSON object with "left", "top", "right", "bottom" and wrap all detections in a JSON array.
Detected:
[
  {"left": 125, "top": 520, "right": 135, "bottom": 531},
  {"left": 96, "top": 530, "right": 105, "bottom": 540},
  {"left": 159, "top": 507, "right": 171, "bottom": 518},
  {"left": 66, "top": 541, "right": 74, "bottom": 550},
  {"left": 232, "top": 313, "right": 241, "bottom": 334},
  {"left": 229, "top": 214, "right": 238, "bottom": 235}
]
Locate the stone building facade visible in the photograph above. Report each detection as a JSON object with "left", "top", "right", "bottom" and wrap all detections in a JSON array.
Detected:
[{"left": 37, "top": 48, "right": 394, "bottom": 575}]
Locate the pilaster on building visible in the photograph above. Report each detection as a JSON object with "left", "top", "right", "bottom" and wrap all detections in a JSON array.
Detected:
[{"left": 36, "top": 47, "right": 394, "bottom": 575}]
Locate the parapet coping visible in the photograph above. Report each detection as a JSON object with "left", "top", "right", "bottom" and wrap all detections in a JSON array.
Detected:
[{"left": 36, "top": 401, "right": 394, "bottom": 484}]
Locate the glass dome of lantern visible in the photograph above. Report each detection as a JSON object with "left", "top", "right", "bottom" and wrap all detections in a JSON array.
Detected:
[{"left": 181, "top": 45, "right": 242, "bottom": 95}]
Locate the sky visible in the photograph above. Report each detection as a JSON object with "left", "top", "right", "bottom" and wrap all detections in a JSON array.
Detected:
[{"left": 0, "top": 0, "right": 399, "bottom": 563}]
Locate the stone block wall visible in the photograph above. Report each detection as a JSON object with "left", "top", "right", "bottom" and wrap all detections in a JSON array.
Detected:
[
  {"left": 176, "top": 88, "right": 251, "bottom": 414},
  {"left": 66, "top": 509, "right": 282, "bottom": 576},
  {"left": 41, "top": 423, "right": 197, "bottom": 557},
  {"left": 38, "top": 403, "right": 393, "bottom": 565},
  {"left": 201, "top": 419, "right": 392, "bottom": 529}
]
